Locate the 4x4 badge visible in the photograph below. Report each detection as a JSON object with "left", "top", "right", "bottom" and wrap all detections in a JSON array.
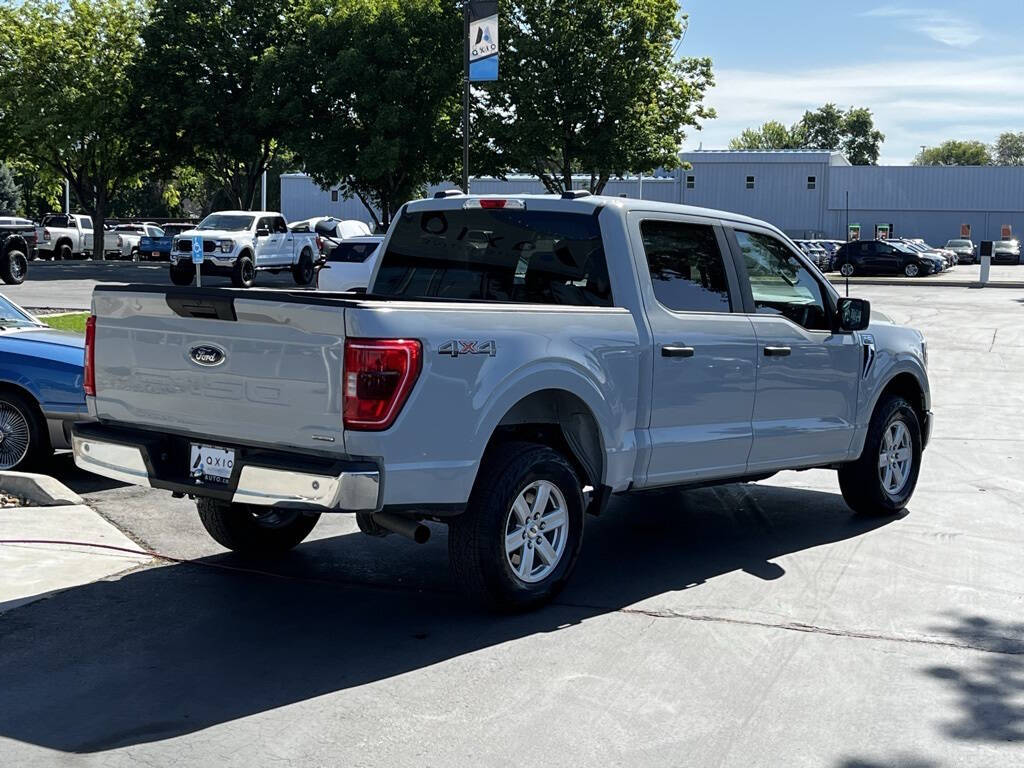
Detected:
[{"left": 438, "top": 340, "right": 496, "bottom": 358}]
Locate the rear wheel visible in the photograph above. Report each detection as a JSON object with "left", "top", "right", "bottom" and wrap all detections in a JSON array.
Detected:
[
  {"left": 1, "top": 249, "right": 28, "bottom": 284},
  {"left": 130, "top": 248, "right": 140, "bottom": 263},
  {"left": 839, "top": 394, "right": 922, "bottom": 516},
  {"left": 197, "top": 498, "right": 320, "bottom": 557},
  {"left": 56, "top": 243, "right": 72, "bottom": 261},
  {"left": 231, "top": 254, "right": 256, "bottom": 288},
  {"left": 0, "top": 389, "right": 51, "bottom": 471},
  {"left": 169, "top": 262, "right": 194, "bottom": 286},
  {"left": 448, "top": 442, "right": 584, "bottom": 611},
  {"left": 292, "top": 248, "right": 315, "bottom": 285}
]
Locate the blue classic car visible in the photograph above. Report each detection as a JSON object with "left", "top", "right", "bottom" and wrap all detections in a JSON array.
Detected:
[{"left": 0, "top": 294, "right": 87, "bottom": 471}]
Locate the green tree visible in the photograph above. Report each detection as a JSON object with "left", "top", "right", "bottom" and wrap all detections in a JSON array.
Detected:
[
  {"left": 277, "top": 0, "right": 462, "bottom": 228},
  {"left": 914, "top": 140, "right": 992, "bottom": 166},
  {"left": 137, "top": 0, "right": 293, "bottom": 211},
  {"left": 799, "top": 103, "right": 844, "bottom": 150},
  {"left": 475, "top": 0, "right": 714, "bottom": 194},
  {"left": 994, "top": 131, "right": 1024, "bottom": 165},
  {"left": 728, "top": 121, "right": 803, "bottom": 150},
  {"left": 730, "top": 105, "right": 884, "bottom": 164},
  {"left": 840, "top": 107, "right": 884, "bottom": 165},
  {"left": 0, "top": 0, "right": 155, "bottom": 239},
  {"left": 0, "top": 163, "right": 21, "bottom": 215}
]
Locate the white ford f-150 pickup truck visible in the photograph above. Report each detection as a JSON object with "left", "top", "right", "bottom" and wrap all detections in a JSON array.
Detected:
[
  {"left": 74, "top": 193, "right": 932, "bottom": 610},
  {"left": 169, "top": 211, "right": 320, "bottom": 288}
]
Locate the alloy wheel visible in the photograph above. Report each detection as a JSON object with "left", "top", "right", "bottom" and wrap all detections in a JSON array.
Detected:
[
  {"left": 878, "top": 420, "right": 913, "bottom": 496},
  {"left": 504, "top": 480, "right": 569, "bottom": 584}
]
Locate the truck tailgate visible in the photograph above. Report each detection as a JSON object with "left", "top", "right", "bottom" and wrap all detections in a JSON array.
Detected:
[{"left": 91, "top": 287, "right": 348, "bottom": 452}]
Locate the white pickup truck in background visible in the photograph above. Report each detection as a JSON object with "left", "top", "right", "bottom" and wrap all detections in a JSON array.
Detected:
[
  {"left": 111, "top": 223, "right": 165, "bottom": 261},
  {"left": 36, "top": 213, "right": 124, "bottom": 260},
  {"left": 169, "top": 211, "right": 321, "bottom": 287}
]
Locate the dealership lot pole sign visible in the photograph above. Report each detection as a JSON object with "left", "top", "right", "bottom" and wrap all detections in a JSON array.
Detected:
[
  {"left": 1002, "top": 224, "right": 1013, "bottom": 240},
  {"left": 463, "top": 1, "right": 499, "bottom": 193}
]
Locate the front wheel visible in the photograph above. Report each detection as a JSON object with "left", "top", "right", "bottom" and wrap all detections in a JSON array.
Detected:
[
  {"left": 169, "top": 262, "right": 194, "bottom": 286},
  {"left": 448, "top": 442, "right": 584, "bottom": 611},
  {"left": 0, "top": 389, "right": 52, "bottom": 471},
  {"left": 197, "top": 498, "right": 320, "bottom": 557},
  {"left": 1, "top": 249, "right": 28, "bottom": 284},
  {"left": 839, "top": 262, "right": 855, "bottom": 277},
  {"left": 231, "top": 254, "right": 256, "bottom": 288},
  {"left": 904, "top": 262, "right": 921, "bottom": 278},
  {"left": 839, "top": 394, "right": 922, "bottom": 516}
]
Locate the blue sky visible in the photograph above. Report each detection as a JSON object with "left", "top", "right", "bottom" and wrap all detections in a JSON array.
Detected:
[{"left": 680, "top": 1, "right": 1024, "bottom": 164}]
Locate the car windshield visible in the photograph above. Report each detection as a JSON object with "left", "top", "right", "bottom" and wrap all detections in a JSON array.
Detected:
[
  {"left": 0, "top": 295, "right": 39, "bottom": 328},
  {"left": 947, "top": 240, "right": 971, "bottom": 247},
  {"left": 197, "top": 214, "right": 254, "bottom": 231},
  {"left": 889, "top": 242, "right": 918, "bottom": 254}
]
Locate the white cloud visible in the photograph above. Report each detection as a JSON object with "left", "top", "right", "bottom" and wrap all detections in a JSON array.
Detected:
[
  {"left": 692, "top": 56, "right": 1024, "bottom": 164},
  {"left": 861, "top": 6, "right": 983, "bottom": 48}
]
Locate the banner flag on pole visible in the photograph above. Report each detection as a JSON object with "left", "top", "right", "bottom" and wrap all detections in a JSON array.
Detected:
[{"left": 469, "top": 0, "right": 498, "bottom": 81}]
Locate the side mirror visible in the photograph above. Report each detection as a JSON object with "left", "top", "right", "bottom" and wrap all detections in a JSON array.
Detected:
[
  {"left": 255, "top": 226, "right": 270, "bottom": 238},
  {"left": 836, "top": 297, "right": 870, "bottom": 332}
]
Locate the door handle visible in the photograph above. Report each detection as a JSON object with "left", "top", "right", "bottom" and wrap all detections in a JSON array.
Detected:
[
  {"left": 763, "top": 346, "right": 792, "bottom": 357},
  {"left": 661, "top": 345, "right": 695, "bottom": 358}
]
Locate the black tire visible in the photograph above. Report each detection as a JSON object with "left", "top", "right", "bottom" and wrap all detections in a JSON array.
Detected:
[
  {"left": 130, "top": 248, "right": 140, "bottom": 263},
  {"left": 0, "top": 388, "right": 52, "bottom": 471},
  {"left": 448, "top": 441, "right": 585, "bottom": 611},
  {"left": 839, "top": 394, "right": 922, "bottom": 516},
  {"left": 169, "top": 262, "right": 195, "bottom": 286},
  {"left": 292, "top": 248, "right": 315, "bottom": 285},
  {"left": 196, "top": 497, "right": 320, "bottom": 557},
  {"left": 1, "top": 249, "right": 28, "bottom": 284},
  {"left": 231, "top": 253, "right": 256, "bottom": 288},
  {"left": 56, "top": 243, "right": 72, "bottom": 261}
]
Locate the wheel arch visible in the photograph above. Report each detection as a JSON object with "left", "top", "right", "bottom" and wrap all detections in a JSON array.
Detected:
[
  {"left": 479, "top": 388, "right": 606, "bottom": 497},
  {"left": 0, "top": 380, "right": 46, "bottom": 422}
]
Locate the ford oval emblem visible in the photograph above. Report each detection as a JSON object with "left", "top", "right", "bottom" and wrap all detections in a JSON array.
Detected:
[{"left": 188, "top": 344, "right": 226, "bottom": 367}]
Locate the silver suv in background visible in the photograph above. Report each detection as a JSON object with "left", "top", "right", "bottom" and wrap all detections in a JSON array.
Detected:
[{"left": 944, "top": 238, "right": 976, "bottom": 264}]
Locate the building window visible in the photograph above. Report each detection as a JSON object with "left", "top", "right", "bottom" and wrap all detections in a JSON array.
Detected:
[
  {"left": 686, "top": 175, "right": 695, "bottom": 190},
  {"left": 745, "top": 176, "right": 755, "bottom": 190},
  {"left": 807, "top": 176, "right": 817, "bottom": 190},
  {"left": 331, "top": 189, "right": 339, "bottom": 202}
]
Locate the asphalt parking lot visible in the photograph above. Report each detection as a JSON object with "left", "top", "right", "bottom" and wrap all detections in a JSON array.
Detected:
[{"left": 1, "top": 282, "right": 1023, "bottom": 766}]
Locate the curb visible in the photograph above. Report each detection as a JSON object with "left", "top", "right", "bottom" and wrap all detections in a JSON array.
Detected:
[
  {"left": 828, "top": 278, "right": 1024, "bottom": 290},
  {"left": 0, "top": 472, "right": 84, "bottom": 507}
]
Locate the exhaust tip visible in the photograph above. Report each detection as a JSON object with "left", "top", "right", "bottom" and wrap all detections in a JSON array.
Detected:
[{"left": 412, "top": 524, "right": 431, "bottom": 545}]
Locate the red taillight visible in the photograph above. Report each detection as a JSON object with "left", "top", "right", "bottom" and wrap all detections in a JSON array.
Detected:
[
  {"left": 315, "top": 235, "right": 324, "bottom": 253},
  {"left": 479, "top": 199, "right": 506, "bottom": 209},
  {"left": 343, "top": 339, "right": 421, "bottom": 431},
  {"left": 83, "top": 315, "right": 96, "bottom": 396},
  {"left": 43, "top": 228, "right": 50, "bottom": 242}
]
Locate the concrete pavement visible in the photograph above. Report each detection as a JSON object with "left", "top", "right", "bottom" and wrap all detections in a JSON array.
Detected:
[{"left": 0, "top": 284, "right": 1022, "bottom": 766}]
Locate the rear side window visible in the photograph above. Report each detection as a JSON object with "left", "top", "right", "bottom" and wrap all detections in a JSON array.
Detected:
[
  {"left": 374, "top": 208, "right": 613, "bottom": 306},
  {"left": 640, "top": 220, "right": 731, "bottom": 313},
  {"left": 43, "top": 214, "right": 69, "bottom": 228}
]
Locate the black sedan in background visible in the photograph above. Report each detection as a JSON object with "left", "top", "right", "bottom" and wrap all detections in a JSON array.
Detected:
[{"left": 833, "top": 240, "right": 945, "bottom": 278}]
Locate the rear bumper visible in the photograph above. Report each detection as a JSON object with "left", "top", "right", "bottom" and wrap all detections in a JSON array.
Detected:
[{"left": 71, "top": 422, "right": 381, "bottom": 512}]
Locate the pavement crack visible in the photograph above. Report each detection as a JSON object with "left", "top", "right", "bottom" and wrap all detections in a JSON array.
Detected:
[{"left": 555, "top": 603, "right": 1024, "bottom": 657}]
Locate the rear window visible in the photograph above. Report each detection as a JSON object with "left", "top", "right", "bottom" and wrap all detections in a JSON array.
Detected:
[
  {"left": 42, "top": 214, "right": 69, "bottom": 228},
  {"left": 374, "top": 208, "right": 613, "bottom": 306},
  {"left": 330, "top": 242, "right": 379, "bottom": 263}
]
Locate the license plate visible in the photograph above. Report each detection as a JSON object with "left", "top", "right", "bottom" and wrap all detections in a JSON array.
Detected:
[
  {"left": 189, "top": 444, "right": 235, "bottom": 484},
  {"left": 152, "top": 251, "right": 159, "bottom": 258}
]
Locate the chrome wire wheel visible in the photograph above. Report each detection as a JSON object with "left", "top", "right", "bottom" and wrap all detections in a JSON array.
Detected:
[
  {"left": 878, "top": 420, "right": 913, "bottom": 497},
  {"left": 504, "top": 480, "right": 569, "bottom": 584},
  {"left": 0, "top": 401, "right": 30, "bottom": 470}
]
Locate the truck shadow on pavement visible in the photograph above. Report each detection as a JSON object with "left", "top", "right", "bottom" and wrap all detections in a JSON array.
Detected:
[{"left": 1, "top": 483, "right": 904, "bottom": 753}]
